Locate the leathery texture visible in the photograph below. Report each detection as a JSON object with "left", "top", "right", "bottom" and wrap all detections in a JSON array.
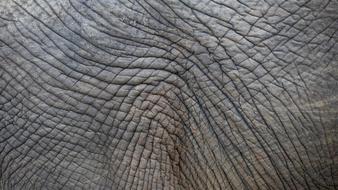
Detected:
[{"left": 0, "top": 0, "right": 337, "bottom": 189}]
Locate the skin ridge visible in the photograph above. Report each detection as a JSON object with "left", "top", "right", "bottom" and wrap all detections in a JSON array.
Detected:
[{"left": 0, "top": 0, "right": 337, "bottom": 189}]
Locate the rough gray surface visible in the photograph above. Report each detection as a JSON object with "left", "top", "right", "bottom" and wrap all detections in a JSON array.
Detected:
[{"left": 0, "top": 0, "right": 337, "bottom": 189}]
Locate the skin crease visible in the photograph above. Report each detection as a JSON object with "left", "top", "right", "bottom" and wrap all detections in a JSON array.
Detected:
[{"left": 0, "top": 0, "right": 337, "bottom": 189}]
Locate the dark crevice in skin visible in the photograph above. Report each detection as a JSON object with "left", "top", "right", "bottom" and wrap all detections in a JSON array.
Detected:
[
  {"left": 242, "top": 79, "right": 315, "bottom": 188},
  {"left": 81, "top": 9, "right": 280, "bottom": 186},
  {"left": 168, "top": 92, "right": 229, "bottom": 189},
  {"left": 176, "top": 61, "right": 274, "bottom": 188},
  {"left": 171, "top": 15, "right": 295, "bottom": 185},
  {"left": 0, "top": 0, "right": 338, "bottom": 189}
]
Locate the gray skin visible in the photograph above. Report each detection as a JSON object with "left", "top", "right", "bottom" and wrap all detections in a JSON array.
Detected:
[{"left": 0, "top": 0, "right": 337, "bottom": 189}]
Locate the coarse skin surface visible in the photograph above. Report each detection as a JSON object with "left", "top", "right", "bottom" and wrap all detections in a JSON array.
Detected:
[{"left": 0, "top": 0, "right": 337, "bottom": 189}]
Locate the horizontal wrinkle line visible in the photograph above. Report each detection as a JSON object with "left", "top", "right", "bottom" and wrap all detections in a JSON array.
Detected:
[
  {"left": 0, "top": 40, "right": 85, "bottom": 113},
  {"left": 12, "top": 0, "right": 120, "bottom": 58},
  {"left": 9, "top": 24, "right": 189, "bottom": 103},
  {"left": 52, "top": 1, "right": 139, "bottom": 53},
  {"left": 0, "top": 52, "right": 118, "bottom": 131},
  {"left": 7, "top": 31, "right": 113, "bottom": 101},
  {"left": 26, "top": 16, "right": 188, "bottom": 85}
]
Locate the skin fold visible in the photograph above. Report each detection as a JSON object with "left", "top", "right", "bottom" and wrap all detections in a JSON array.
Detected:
[{"left": 0, "top": 0, "right": 337, "bottom": 189}]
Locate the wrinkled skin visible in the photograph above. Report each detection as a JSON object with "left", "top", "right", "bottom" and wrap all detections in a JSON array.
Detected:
[{"left": 0, "top": 0, "right": 337, "bottom": 189}]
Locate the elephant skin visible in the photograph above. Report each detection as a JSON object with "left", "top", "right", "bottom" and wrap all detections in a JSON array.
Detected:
[{"left": 0, "top": 0, "right": 337, "bottom": 189}]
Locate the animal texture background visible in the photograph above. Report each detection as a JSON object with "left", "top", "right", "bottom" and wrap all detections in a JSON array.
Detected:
[{"left": 0, "top": 0, "right": 337, "bottom": 189}]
